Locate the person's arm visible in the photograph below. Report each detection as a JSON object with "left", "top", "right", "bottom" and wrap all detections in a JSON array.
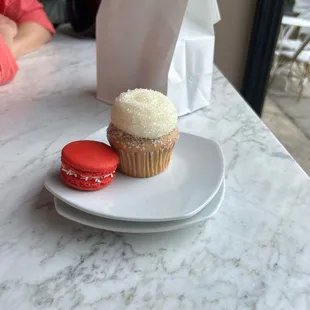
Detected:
[
  {"left": 4, "top": 0, "right": 55, "bottom": 58},
  {"left": 0, "top": 14, "right": 17, "bottom": 50},
  {"left": 12, "top": 22, "right": 52, "bottom": 58},
  {"left": 0, "top": 28, "right": 13, "bottom": 50},
  {"left": 0, "top": 16, "right": 18, "bottom": 85},
  {"left": 0, "top": 33, "right": 18, "bottom": 85}
]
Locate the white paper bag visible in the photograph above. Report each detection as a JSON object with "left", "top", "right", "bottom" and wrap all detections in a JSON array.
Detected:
[
  {"left": 96, "top": 0, "right": 220, "bottom": 116},
  {"left": 169, "top": 0, "right": 220, "bottom": 115}
]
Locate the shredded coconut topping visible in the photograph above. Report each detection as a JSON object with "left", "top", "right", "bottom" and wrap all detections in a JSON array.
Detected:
[{"left": 111, "top": 89, "right": 178, "bottom": 139}]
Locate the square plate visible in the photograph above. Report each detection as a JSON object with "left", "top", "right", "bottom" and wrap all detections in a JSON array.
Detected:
[
  {"left": 45, "top": 127, "right": 224, "bottom": 222},
  {"left": 54, "top": 180, "right": 225, "bottom": 233}
]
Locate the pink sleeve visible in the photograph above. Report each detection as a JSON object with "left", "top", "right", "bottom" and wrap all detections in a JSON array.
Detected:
[
  {"left": 0, "top": 35, "right": 18, "bottom": 85},
  {"left": 4, "top": 0, "right": 55, "bottom": 34}
]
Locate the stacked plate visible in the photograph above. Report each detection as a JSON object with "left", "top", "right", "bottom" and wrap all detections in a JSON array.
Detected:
[{"left": 44, "top": 128, "right": 225, "bottom": 233}]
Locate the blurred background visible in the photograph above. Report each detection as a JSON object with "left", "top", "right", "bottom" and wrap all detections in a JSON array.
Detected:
[
  {"left": 263, "top": 0, "right": 310, "bottom": 176},
  {"left": 213, "top": 0, "right": 310, "bottom": 176}
]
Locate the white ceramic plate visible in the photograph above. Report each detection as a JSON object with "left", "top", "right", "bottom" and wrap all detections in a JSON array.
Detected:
[
  {"left": 45, "top": 127, "right": 225, "bottom": 222},
  {"left": 54, "top": 180, "right": 225, "bottom": 233}
]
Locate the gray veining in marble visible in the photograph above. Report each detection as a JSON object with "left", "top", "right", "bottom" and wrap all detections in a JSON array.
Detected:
[{"left": 0, "top": 34, "right": 310, "bottom": 310}]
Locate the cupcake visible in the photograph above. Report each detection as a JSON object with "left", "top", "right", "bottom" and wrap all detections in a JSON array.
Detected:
[{"left": 107, "top": 89, "right": 179, "bottom": 178}]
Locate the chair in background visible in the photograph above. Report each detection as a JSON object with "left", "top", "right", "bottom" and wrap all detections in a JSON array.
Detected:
[
  {"left": 270, "top": 33, "right": 310, "bottom": 101},
  {"left": 277, "top": 11, "right": 310, "bottom": 51}
]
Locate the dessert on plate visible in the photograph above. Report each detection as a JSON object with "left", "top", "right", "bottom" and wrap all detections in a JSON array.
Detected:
[
  {"left": 60, "top": 140, "right": 119, "bottom": 190},
  {"left": 107, "top": 89, "right": 179, "bottom": 178}
]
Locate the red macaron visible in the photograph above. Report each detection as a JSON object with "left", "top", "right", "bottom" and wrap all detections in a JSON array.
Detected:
[{"left": 60, "top": 140, "right": 119, "bottom": 191}]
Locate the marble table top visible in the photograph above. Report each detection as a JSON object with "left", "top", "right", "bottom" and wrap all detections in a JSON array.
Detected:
[{"left": 1, "top": 34, "right": 310, "bottom": 310}]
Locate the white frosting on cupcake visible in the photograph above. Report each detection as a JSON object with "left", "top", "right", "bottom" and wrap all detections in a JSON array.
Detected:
[{"left": 111, "top": 89, "right": 178, "bottom": 139}]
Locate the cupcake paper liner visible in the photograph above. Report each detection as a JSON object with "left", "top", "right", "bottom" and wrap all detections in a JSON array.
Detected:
[{"left": 116, "top": 144, "right": 175, "bottom": 178}]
